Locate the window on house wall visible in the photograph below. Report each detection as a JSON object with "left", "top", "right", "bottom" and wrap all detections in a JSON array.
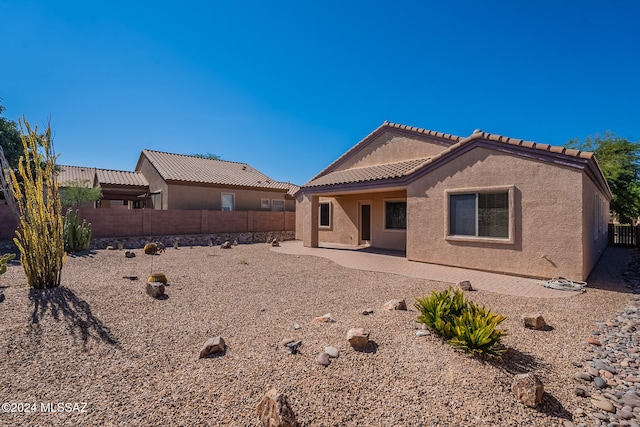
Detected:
[
  {"left": 271, "top": 199, "right": 285, "bottom": 212},
  {"left": 385, "top": 201, "right": 407, "bottom": 230},
  {"left": 261, "top": 198, "right": 270, "bottom": 209},
  {"left": 449, "top": 192, "right": 509, "bottom": 238},
  {"left": 319, "top": 202, "right": 331, "bottom": 227},
  {"left": 221, "top": 193, "right": 235, "bottom": 211}
]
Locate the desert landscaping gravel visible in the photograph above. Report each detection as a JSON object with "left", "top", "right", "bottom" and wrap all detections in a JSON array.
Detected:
[{"left": 0, "top": 243, "right": 635, "bottom": 426}]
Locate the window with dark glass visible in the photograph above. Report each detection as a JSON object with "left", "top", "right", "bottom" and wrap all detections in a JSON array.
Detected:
[
  {"left": 449, "top": 192, "right": 508, "bottom": 238},
  {"left": 385, "top": 201, "right": 406, "bottom": 230},
  {"left": 319, "top": 202, "right": 330, "bottom": 227}
]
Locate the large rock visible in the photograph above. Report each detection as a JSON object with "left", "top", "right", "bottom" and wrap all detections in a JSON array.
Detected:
[
  {"left": 512, "top": 372, "right": 544, "bottom": 408},
  {"left": 256, "top": 388, "right": 297, "bottom": 427},
  {"left": 383, "top": 299, "right": 407, "bottom": 311},
  {"left": 199, "top": 336, "right": 226, "bottom": 358},
  {"left": 347, "top": 328, "right": 370, "bottom": 348},
  {"left": 221, "top": 241, "right": 232, "bottom": 249},
  {"left": 456, "top": 280, "right": 473, "bottom": 291},
  {"left": 146, "top": 282, "right": 165, "bottom": 298},
  {"left": 522, "top": 314, "right": 547, "bottom": 330}
]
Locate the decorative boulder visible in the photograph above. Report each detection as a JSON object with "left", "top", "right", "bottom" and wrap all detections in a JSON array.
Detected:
[
  {"left": 456, "top": 280, "right": 473, "bottom": 291},
  {"left": 512, "top": 372, "right": 544, "bottom": 408},
  {"left": 522, "top": 314, "right": 547, "bottom": 330},
  {"left": 125, "top": 251, "right": 136, "bottom": 258},
  {"left": 147, "top": 273, "right": 168, "bottom": 285},
  {"left": 347, "top": 328, "right": 370, "bottom": 348},
  {"left": 146, "top": 282, "right": 165, "bottom": 298},
  {"left": 316, "top": 352, "right": 330, "bottom": 366},
  {"left": 233, "top": 239, "right": 239, "bottom": 246},
  {"left": 271, "top": 239, "right": 280, "bottom": 247},
  {"left": 313, "top": 313, "right": 335, "bottom": 323},
  {"left": 144, "top": 242, "right": 158, "bottom": 255},
  {"left": 155, "top": 242, "right": 166, "bottom": 253},
  {"left": 256, "top": 388, "right": 297, "bottom": 427},
  {"left": 383, "top": 299, "right": 407, "bottom": 311},
  {"left": 199, "top": 336, "right": 226, "bottom": 358},
  {"left": 221, "top": 241, "right": 232, "bottom": 249}
]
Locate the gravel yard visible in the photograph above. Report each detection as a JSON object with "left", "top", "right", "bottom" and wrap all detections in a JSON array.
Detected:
[{"left": 0, "top": 243, "right": 633, "bottom": 426}]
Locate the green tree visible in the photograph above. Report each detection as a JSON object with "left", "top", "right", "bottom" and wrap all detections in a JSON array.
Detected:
[
  {"left": 60, "top": 179, "right": 102, "bottom": 208},
  {"left": 0, "top": 100, "right": 21, "bottom": 169},
  {"left": 567, "top": 131, "right": 640, "bottom": 224},
  {"left": 191, "top": 152, "right": 221, "bottom": 160}
]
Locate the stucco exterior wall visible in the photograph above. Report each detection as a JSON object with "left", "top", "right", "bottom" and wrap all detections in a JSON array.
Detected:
[
  {"left": 164, "top": 184, "right": 288, "bottom": 211},
  {"left": 407, "top": 147, "right": 588, "bottom": 279},
  {"left": 136, "top": 157, "right": 168, "bottom": 209},
  {"left": 582, "top": 173, "right": 610, "bottom": 279},
  {"left": 315, "top": 190, "right": 407, "bottom": 251},
  {"left": 335, "top": 130, "right": 452, "bottom": 171}
]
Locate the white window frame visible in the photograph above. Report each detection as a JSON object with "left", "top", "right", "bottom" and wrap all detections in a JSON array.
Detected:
[
  {"left": 445, "top": 185, "right": 515, "bottom": 244},
  {"left": 221, "top": 192, "right": 235, "bottom": 211},
  {"left": 261, "top": 198, "right": 270, "bottom": 209},
  {"left": 383, "top": 199, "right": 407, "bottom": 232},
  {"left": 271, "top": 199, "right": 285, "bottom": 212},
  {"left": 319, "top": 202, "right": 331, "bottom": 228}
]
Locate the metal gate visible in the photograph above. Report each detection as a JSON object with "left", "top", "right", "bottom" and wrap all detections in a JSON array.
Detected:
[{"left": 609, "top": 224, "right": 638, "bottom": 247}]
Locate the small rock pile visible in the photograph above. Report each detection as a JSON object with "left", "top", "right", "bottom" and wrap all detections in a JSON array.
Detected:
[{"left": 573, "top": 296, "right": 640, "bottom": 426}]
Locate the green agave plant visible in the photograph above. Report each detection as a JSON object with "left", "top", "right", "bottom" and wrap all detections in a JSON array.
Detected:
[{"left": 415, "top": 287, "right": 507, "bottom": 357}]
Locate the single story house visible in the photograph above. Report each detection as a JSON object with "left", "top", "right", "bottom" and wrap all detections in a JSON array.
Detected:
[
  {"left": 296, "top": 122, "right": 611, "bottom": 280},
  {"left": 57, "top": 165, "right": 150, "bottom": 208},
  {"left": 135, "top": 149, "right": 296, "bottom": 211}
]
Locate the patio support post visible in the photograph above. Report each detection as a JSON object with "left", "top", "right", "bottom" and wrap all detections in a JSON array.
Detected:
[{"left": 303, "top": 194, "right": 319, "bottom": 247}]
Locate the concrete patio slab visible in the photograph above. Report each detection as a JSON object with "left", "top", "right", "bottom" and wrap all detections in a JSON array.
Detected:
[{"left": 271, "top": 241, "right": 589, "bottom": 299}]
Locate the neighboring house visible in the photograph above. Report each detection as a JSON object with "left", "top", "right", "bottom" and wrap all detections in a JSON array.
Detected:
[
  {"left": 57, "top": 165, "right": 150, "bottom": 208},
  {"left": 135, "top": 149, "right": 296, "bottom": 211},
  {"left": 296, "top": 122, "right": 612, "bottom": 280}
]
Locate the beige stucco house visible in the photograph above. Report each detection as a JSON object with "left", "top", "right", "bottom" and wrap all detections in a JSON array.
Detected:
[
  {"left": 135, "top": 150, "right": 296, "bottom": 211},
  {"left": 296, "top": 122, "right": 612, "bottom": 280},
  {"left": 57, "top": 165, "right": 150, "bottom": 208}
]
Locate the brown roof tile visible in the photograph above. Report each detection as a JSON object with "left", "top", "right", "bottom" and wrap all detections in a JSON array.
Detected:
[
  {"left": 140, "top": 150, "right": 289, "bottom": 190},
  {"left": 308, "top": 121, "right": 462, "bottom": 183},
  {"left": 96, "top": 169, "right": 149, "bottom": 187},
  {"left": 302, "top": 124, "right": 604, "bottom": 194},
  {"left": 57, "top": 165, "right": 96, "bottom": 187},
  {"left": 305, "top": 158, "right": 430, "bottom": 187}
]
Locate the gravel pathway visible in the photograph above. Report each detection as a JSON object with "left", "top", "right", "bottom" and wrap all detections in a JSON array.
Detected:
[{"left": 0, "top": 244, "right": 634, "bottom": 426}]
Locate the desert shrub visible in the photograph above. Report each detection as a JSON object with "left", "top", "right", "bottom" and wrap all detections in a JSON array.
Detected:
[
  {"left": 414, "top": 287, "right": 466, "bottom": 339},
  {"left": 0, "top": 253, "right": 16, "bottom": 275},
  {"left": 415, "top": 287, "right": 507, "bottom": 357},
  {"left": 144, "top": 242, "right": 158, "bottom": 255},
  {"left": 64, "top": 208, "right": 92, "bottom": 252},
  {"left": 9, "top": 118, "right": 65, "bottom": 289},
  {"left": 147, "top": 273, "right": 167, "bottom": 284},
  {"left": 448, "top": 301, "right": 507, "bottom": 356}
]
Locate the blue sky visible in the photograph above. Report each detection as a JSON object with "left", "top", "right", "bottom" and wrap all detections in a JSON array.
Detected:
[{"left": 1, "top": 1, "right": 639, "bottom": 185}]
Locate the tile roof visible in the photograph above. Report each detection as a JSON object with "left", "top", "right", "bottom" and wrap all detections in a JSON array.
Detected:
[
  {"left": 305, "top": 158, "right": 430, "bottom": 187},
  {"left": 57, "top": 165, "right": 96, "bottom": 187},
  {"left": 309, "top": 121, "right": 462, "bottom": 183},
  {"left": 139, "top": 149, "right": 290, "bottom": 190},
  {"left": 301, "top": 123, "right": 607, "bottom": 196},
  {"left": 96, "top": 169, "right": 149, "bottom": 187}
]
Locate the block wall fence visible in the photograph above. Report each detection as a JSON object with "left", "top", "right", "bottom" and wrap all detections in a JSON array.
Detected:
[{"left": 0, "top": 204, "right": 295, "bottom": 240}]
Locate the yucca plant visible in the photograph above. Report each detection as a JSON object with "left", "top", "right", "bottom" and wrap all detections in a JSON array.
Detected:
[
  {"left": 415, "top": 287, "right": 507, "bottom": 357},
  {"left": 9, "top": 118, "right": 65, "bottom": 289}
]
